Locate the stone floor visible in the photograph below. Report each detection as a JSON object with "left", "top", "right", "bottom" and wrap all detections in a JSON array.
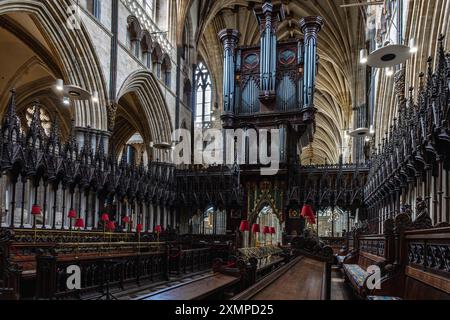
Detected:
[{"left": 330, "top": 266, "right": 354, "bottom": 300}]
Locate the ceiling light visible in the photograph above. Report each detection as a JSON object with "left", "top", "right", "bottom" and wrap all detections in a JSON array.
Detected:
[
  {"left": 63, "top": 85, "right": 91, "bottom": 100},
  {"left": 360, "top": 49, "right": 368, "bottom": 64},
  {"left": 367, "top": 44, "right": 411, "bottom": 68},
  {"left": 349, "top": 127, "right": 370, "bottom": 138},
  {"left": 63, "top": 97, "right": 70, "bottom": 106},
  {"left": 56, "top": 79, "right": 64, "bottom": 92}
]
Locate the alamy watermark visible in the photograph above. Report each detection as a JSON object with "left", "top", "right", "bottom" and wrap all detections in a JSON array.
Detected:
[{"left": 172, "top": 128, "right": 281, "bottom": 176}]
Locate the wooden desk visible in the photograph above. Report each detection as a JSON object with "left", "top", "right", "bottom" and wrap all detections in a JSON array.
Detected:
[{"left": 137, "top": 273, "right": 240, "bottom": 300}]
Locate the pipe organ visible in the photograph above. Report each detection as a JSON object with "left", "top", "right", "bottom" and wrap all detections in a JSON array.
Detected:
[{"left": 219, "top": 2, "right": 324, "bottom": 164}]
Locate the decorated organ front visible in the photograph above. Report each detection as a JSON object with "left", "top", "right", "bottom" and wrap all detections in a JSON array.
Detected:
[{"left": 219, "top": 1, "right": 323, "bottom": 165}]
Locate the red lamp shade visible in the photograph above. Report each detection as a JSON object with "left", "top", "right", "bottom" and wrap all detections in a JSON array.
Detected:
[
  {"left": 106, "top": 221, "right": 116, "bottom": 231},
  {"left": 155, "top": 225, "right": 163, "bottom": 233},
  {"left": 263, "top": 226, "right": 270, "bottom": 235},
  {"left": 136, "top": 224, "right": 143, "bottom": 233},
  {"left": 301, "top": 205, "right": 314, "bottom": 218},
  {"left": 67, "top": 209, "right": 77, "bottom": 219},
  {"left": 122, "top": 216, "right": 131, "bottom": 224},
  {"left": 252, "top": 224, "right": 260, "bottom": 234},
  {"left": 239, "top": 220, "right": 249, "bottom": 232},
  {"left": 101, "top": 214, "right": 110, "bottom": 222},
  {"left": 74, "top": 218, "right": 85, "bottom": 229},
  {"left": 269, "top": 227, "right": 276, "bottom": 235},
  {"left": 31, "top": 204, "right": 41, "bottom": 216},
  {"left": 307, "top": 215, "right": 317, "bottom": 225}
]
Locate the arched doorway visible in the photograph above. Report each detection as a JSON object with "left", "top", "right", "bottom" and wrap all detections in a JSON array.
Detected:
[{"left": 254, "top": 205, "right": 282, "bottom": 246}]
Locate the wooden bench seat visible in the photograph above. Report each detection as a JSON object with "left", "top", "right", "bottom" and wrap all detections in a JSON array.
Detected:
[
  {"left": 136, "top": 273, "right": 241, "bottom": 300},
  {"left": 367, "top": 227, "right": 450, "bottom": 300},
  {"left": 342, "top": 236, "right": 389, "bottom": 299}
]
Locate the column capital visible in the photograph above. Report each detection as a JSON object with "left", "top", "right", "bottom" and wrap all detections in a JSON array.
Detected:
[
  {"left": 299, "top": 16, "right": 324, "bottom": 34},
  {"left": 218, "top": 29, "right": 241, "bottom": 46}
]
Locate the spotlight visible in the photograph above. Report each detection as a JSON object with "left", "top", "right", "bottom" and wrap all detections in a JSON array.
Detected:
[
  {"left": 56, "top": 79, "right": 64, "bottom": 92},
  {"left": 409, "top": 38, "right": 418, "bottom": 54},
  {"left": 360, "top": 49, "right": 368, "bottom": 65},
  {"left": 63, "top": 97, "right": 70, "bottom": 106}
]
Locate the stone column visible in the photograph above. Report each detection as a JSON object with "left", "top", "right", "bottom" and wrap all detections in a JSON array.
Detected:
[{"left": 300, "top": 16, "right": 324, "bottom": 123}]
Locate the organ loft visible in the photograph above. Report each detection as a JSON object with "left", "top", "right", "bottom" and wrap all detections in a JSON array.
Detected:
[{"left": 0, "top": 0, "right": 449, "bottom": 302}]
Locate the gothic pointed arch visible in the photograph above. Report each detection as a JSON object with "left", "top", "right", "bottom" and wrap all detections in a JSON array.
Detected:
[
  {"left": 115, "top": 70, "right": 173, "bottom": 162},
  {"left": 0, "top": 0, "right": 109, "bottom": 131}
]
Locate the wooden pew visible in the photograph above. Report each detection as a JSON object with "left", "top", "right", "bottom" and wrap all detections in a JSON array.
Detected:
[
  {"left": 168, "top": 247, "right": 212, "bottom": 276},
  {"left": 321, "top": 237, "right": 347, "bottom": 255},
  {"left": 0, "top": 228, "right": 170, "bottom": 299},
  {"left": 231, "top": 255, "right": 331, "bottom": 300},
  {"left": 368, "top": 226, "right": 450, "bottom": 300},
  {"left": 34, "top": 242, "right": 169, "bottom": 299},
  {"left": 341, "top": 233, "right": 393, "bottom": 299}
]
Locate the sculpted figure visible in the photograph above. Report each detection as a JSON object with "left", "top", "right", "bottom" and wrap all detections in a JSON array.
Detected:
[{"left": 413, "top": 197, "right": 433, "bottom": 229}]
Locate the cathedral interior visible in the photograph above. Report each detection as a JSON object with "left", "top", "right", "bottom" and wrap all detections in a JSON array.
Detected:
[{"left": 0, "top": 0, "right": 449, "bottom": 302}]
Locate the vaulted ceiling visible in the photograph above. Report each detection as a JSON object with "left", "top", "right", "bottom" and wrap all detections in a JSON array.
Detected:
[{"left": 178, "top": 0, "right": 367, "bottom": 164}]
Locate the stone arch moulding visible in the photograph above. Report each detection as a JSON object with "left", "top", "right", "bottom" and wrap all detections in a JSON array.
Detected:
[
  {"left": 141, "top": 30, "right": 153, "bottom": 52},
  {"left": 0, "top": 0, "right": 109, "bottom": 131},
  {"left": 127, "top": 15, "right": 142, "bottom": 40},
  {"left": 116, "top": 70, "right": 173, "bottom": 160}
]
